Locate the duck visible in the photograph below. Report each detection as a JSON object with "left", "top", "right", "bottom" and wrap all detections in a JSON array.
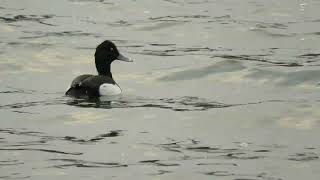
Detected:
[{"left": 65, "top": 40, "right": 132, "bottom": 98}]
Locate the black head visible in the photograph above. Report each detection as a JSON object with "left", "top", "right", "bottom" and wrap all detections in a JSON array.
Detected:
[
  {"left": 95, "top": 40, "right": 132, "bottom": 63},
  {"left": 94, "top": 40, "right": 132, "bottom": 76}
]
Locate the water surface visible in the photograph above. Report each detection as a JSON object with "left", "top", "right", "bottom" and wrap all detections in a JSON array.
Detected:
[{"left": 1, "top": 0, "right": 320, "bottom": 179}]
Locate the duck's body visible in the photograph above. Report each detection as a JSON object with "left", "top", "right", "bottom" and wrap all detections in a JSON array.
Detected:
[
  {"left": 66, "top": 74, "right": 121, "bottom": 97},
  {"left": 66, "top": 40, "right": 132, "bottom": 98}
]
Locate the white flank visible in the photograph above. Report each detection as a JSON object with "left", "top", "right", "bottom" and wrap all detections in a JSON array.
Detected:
[{"left": 99, "top": 83, "right": 122, "bottom": 96}]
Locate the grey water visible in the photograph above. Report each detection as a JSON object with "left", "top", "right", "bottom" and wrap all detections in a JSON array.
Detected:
[{"left": 0, "top": 0, "right": 320, "bottom": 179}]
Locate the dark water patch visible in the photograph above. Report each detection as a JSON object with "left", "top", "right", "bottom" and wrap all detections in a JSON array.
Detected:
[
  {"left": 253, "top": 149, "right": 271, "bottom": 153},
  {"left": 288, "top": 152, "right": 319, "bottom": 161},
  {"left": 108, "top": 20, "right": 132, "bottom": 27},
  {"left": 87, "top": 130, "right": 122, "bottom": 142},
  {"left": 0, "top": 160, "right": 24, "bottom": 166},
  {"left": 256, "top": 172, "right": 283, "bottom": 180},
  {"left": 153, "top": 162, "right": 180, "bottom": 167},
  {"left": 186, "top": 146, "right": 239, "bottom": 154},
  {"left": 197, "top": 162, "right": 238, "bottom": 166},
  {"left": 0, "top": 148, "right": 82, "bottom": 155},
  {"left": 187, "top": 146, "right": 216, "bottom": 150},
  {"left": 11, "top": 110, "right": 35, "bottom": 114},
  {"left": 139, "top": 160, "right": 160, "bottom": 163},
  {"left": 6, "top": 41, "right": 54, "bottom": 49},
  {"left": 0, "top": 128, "right": 43, "bottom": 136},
  {"left": 0, "top": 175, "right": 31, "bottom": 179},
  {"left": 0, "top": 128, "right": 122, "bottom": 145},
  {"left": 50, "top": 158, "right": 127, "bottom": 169},
  {"left": 304, "top": 147, "right": 316, "bottom": 150},
  {"left": 20, "top": 30, "right": 101, "bottom": 39},
  {"left": 298, "top": 53, "right": 320, "bottom": 59},
  {"left": 149, "top": 170, "right": 172, "bottom": 176},
  {"left": 204, "top": 171, "right": 282, "bottom": 180},
  {"left": 0, "top": 90, "right": 25, "bottom": 94},
  {"left": 207, "top": 15, "right": 236, "bottom": 24},
  {"left": 241, "top": 21, "right": 294, "bottom": 37},
  {"left": 155, "top": 141, "right": 185, "bottom": 153},
  {"left": 204, "top": 171, "right": 234, "bottom": 176},
  {"left": 6, "top": 42, "right": 21, "bottom": 45},
  {"left": 249, "top": 28, "right": 296, "bottom": 38},
  {"left": 254, "top": 23, "right": 288, "bottom": 30},
  {"left": 302, "top": 32, "right": 320, "bottom": 36},
  {"left": 212, "top": 54, "right": 303, "bottom": 67},
  {"left": 223, "top": 152, "right": 264, "bottom": 160},
  {"left": 97, "top": 130, "right": 121, "bottom": 137},
  {"left": 62, "top": 136, "right": 87, "bottom": 143},
  {"left": 79, "top": 18, "right": 98, "bottom": 24},
  {"left": 130, "top": 49, "right": 181, "bottom": 57},
  {"left": 48, "top": 131, "right": 122, "bottom": 143},
  {"left": 139, "top": 159, "right": 179, "bottom": 167},
  {"left": 0, "top": 14, "right": 54, "bottom": 26},
  {"left": 0, "top": 90, "right": 34, "bottom": 94},
  {"left": 150, "top": 43, "right": 176, "bottom": 46},
  {"left": 150, "top": 15, "right": 210, "bottom": 21}
]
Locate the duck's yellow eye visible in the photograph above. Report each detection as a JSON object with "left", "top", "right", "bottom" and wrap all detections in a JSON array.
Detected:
[{"left": 110, "top": 47, "right": 114, "bottom": 51}]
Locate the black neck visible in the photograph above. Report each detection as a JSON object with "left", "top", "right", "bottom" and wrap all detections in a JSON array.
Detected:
[{"left": 95, "top": 57, "right": 113, "bottom": 78}]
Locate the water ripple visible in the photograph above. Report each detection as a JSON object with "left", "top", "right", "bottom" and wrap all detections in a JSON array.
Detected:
[
  {"left": 0, "top": 128, "right": 122, "bottom": 145},
  {"left": 0, "top": 148, "right": 82, "bottom": 155},
  {"left": 20, "top": 30, "right": 101, "bottom": 39},
  {"left": 50, "top": 158, "right": 127, "bottom": 169},
  {"left": 288, "top": 152, "right": 319, "bottom": 161},
  {"left": 0, "top": 14, "right": 54, "bottom": 26},
  {"left": 212, "top": 54, "right": 303, "bottom": 67}
]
